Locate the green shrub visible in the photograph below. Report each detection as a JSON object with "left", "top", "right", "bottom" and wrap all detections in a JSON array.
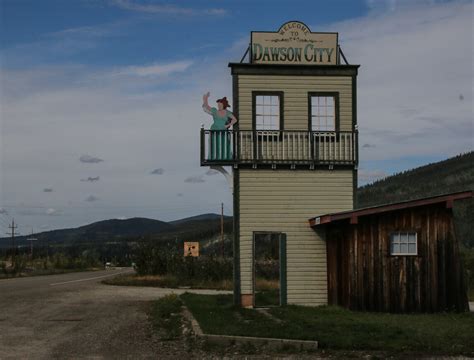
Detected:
[{"left": 133, "top": 241, "right": 233, "bottom": 284}]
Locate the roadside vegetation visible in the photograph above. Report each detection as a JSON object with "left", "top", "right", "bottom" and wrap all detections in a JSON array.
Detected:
[
  {"left": 0, "top": 250, "right": 105, "bottom": 279},
  {"left": 104, "top": 239, "right": 234, "bottom": 289},
  {"left": 103, "top": 273, "right": 233, "bottom": 290},
  {"left": 181, "top": 293, "right": 474, "bottom": 356}
]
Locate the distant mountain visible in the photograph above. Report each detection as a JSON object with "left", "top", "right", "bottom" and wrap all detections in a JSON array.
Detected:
[
  {"left": 358, "top": 151, "right": 474, "bottom": 247},
  {"left": 0, "top": 214, "right": 232, "bottom": 249},
  {"left": 358, "top": 152, "right": 474, "bottom": 208},
  {"left": 170, "top": 213, "right": 226, "bottom": 225},
  {"left": 0, "top": 217, "right": 174, "bottom": 248}
]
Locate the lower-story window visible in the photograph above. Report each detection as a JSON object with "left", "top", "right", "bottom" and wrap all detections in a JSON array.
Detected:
[{"left": 390, "top": 231, "right": 417, "bottom": 255}]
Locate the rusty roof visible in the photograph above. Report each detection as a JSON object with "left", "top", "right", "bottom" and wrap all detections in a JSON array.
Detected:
[{"left": 309, "top": 190, "right": 473, "bottom": 227}]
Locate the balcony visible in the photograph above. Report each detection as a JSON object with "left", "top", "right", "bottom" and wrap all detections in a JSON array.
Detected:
[{"left": 200, "top": 129, "right": 358, "bottom": 168}]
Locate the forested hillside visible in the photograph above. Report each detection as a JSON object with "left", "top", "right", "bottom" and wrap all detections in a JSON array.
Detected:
[
  {"left": 0, "top": 214, "right": 232, "bottom": 249},
  {"left": 357, "top": 152, "right": 474, "bottom": 247}
]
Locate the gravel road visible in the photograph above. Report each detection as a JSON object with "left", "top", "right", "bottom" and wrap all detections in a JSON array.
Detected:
[{"left": 0, "top": 269, "right": 229, "bottom": 359}]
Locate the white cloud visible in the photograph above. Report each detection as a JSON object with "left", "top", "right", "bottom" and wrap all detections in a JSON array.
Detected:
[
  {"left": 205, "top": 169, "right": 220, "bottom": 176},
  {"left": 324, "top": 1, "right": 473, "bottom": 162},
  {"left": 46, "top": 23, "right": 118, "bottom": 39},
  {"left": 358, "top": 169, "right": 389, "bottom": 185},
  {"left": 109, "top": 0, "right": 227, "bottom": 16},
  {"left": 46, "top": 208, "right": 61, "bottom": 216},
  {"left": 117, "top": 60, "right": 193, "bottom": 77},
  {"left": 365, "top": 0, "right": 442, "bottom": 13}
]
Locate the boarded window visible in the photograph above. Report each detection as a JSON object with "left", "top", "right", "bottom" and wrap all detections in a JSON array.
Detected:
[{"left": 390, "top": 232, "right": 417, "bottom": 255}]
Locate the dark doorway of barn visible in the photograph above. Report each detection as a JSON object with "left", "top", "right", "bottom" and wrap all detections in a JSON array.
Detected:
[{"left": 253, "top": 232, "right": 286, "bottom": 307}]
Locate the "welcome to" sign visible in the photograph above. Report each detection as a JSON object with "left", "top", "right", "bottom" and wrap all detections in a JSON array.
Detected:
[{"left": 251, "top": 21, "right": 338, "bottom": 65}]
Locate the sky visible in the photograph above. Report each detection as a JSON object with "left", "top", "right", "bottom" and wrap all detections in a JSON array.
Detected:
[{"left": 0, "top": 0, "right": 472, "bottom": 234}]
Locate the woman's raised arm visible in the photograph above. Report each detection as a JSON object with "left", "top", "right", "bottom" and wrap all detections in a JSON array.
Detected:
[{"left": 202, "top": 92, "right": 212, "bottom": 114}]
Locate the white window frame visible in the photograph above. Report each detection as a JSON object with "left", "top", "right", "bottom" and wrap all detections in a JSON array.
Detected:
[
  {"left": 390, "top": 231, "right": 418, "bottom": 256},
  {"left": 309, "top": 93, "right": 337, "bottom": 132},
  {"left": 254, "top": 93, "right": 282, "bottom": 131}
]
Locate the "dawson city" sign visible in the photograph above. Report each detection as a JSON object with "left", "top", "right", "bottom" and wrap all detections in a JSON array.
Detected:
[{"left": 251, "top": 21, "right": 338, "bottom": 65}]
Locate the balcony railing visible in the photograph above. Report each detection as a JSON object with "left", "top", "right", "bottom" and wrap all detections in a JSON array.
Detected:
[{"left": 200, "top": 129, "right": 358, "bottom": 167}]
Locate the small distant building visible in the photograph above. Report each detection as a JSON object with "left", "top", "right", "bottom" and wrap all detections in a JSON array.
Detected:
[{"left": 310, "top": 191, "right": 472, "bottom": 313}]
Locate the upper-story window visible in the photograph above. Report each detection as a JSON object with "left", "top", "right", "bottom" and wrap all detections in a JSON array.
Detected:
[
  {"left": 253, "top": 92, "right": 283, "bottom": 130},
  {"left": 390, "top": 231, "right": 418, "bottom": 256},
  {"left": 309, "top": 92, "right": 339, "bottom": 132}
]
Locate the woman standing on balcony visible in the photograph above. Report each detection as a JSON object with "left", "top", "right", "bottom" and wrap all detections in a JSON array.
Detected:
[{"left": 202, "top": 92, "right": 238, "bottom": 160}]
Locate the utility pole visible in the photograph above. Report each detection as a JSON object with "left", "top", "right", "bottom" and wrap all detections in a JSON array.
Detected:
[
  {"left": 7, "top": 219, "right": 19, "bottom": 263},
  {"left": 45, "top": 237, "right": 50, "bottom": 263},
  {"left": 221, "top": 202, "right": 224, "bottom": 258},
  {"left": 27, "top": 229, "right": 37, "bottom": 259}
]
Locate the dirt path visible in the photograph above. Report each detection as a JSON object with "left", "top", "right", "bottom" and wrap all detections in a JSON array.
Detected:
[{"left": 0, "top": 269, "right": 229, "bottom": 359}]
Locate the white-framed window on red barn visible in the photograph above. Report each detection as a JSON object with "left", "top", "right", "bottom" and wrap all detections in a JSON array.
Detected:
[
  {"left": 308, "top": 92, "right": 339, "bottom": 132},
  {"left": 252, "top": 91, "right": 284, "bottom": 131},
  {"left": 390, "top": 231, "right": 418, "bottom": 256}
]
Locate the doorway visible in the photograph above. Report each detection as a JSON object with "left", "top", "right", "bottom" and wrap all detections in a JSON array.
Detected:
[{"left": 253, "top": 232, "right": 287, "bottom": 307}]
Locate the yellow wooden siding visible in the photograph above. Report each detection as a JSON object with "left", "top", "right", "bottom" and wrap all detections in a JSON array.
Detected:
[
  {"left": 239, "top": 169, "right": 353, "bottom": 306},
  {"left": 237, "top": 75, "right": 353, "bottom": 132}
]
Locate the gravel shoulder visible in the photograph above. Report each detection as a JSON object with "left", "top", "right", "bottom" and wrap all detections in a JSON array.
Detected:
[{"left": 0, "top": 269, "right": 229, "bottom": 359}]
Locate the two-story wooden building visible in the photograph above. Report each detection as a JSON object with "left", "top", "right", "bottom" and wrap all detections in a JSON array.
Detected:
[{"left": 201, "top": 21, "right": 358, "bottom": 307}]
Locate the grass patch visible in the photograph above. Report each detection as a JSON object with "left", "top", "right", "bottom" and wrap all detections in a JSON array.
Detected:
[
  {"left": 102, "top": 273, "right": 232, "bottom": 290},
  {"left": 181, "top": 293, "right": 279, "bottom": 337},
  {"left": 255, "top": 289, "right": 280, "bottom": 307},
  {"left": 149, "top": 294, "right": 183, "bottom": 340},
  {"left": 181, "top": 293, "right": 474, "bottom": 356}
]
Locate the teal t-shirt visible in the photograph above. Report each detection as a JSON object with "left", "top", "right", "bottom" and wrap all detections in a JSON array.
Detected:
[{"left": 210, "top": 107, "right": 233, "bottom": 130}]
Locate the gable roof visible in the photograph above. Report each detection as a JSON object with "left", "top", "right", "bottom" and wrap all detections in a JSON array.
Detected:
[{"left": 309, "top": 190, "right": 473, "bottom": 227}]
